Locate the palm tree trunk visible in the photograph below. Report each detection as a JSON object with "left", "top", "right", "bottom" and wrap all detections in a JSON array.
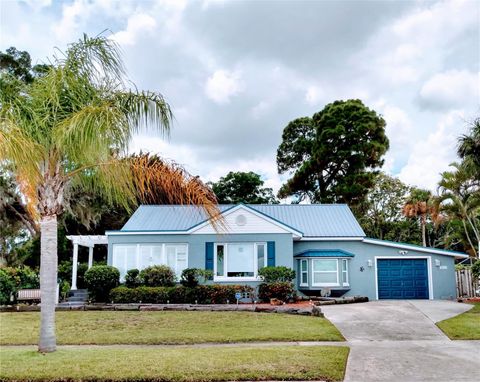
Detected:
[
  {"left": 421, "top": 215, "right": 426, "bottom": 247},
  {"left": 462, "top": 219, "right": 477, "bottom": 257},
  {"left": 38, "top": 215, "right": 58, "bottom": 353}
]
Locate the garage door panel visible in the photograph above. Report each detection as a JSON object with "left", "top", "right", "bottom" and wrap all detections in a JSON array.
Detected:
[{"left": 377, "top": 259, "right": 429, "bottom": 300}]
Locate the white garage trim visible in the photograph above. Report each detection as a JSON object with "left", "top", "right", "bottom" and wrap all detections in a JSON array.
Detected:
[
  {"left": 374, "top": 256, "right": 434, "bottom": 301},
  {"left": 364, "top": 238, "right": 467, "bottom": 258}
]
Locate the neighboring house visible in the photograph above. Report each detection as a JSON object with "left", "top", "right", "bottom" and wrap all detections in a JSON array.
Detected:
[{"left": 106, "top": 204, "right": 467, "bottom": 300}]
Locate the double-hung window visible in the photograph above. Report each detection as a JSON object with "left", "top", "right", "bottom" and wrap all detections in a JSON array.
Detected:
[
  {"left": 312, "top": 259, "right": 339, "bottom": 287},
  {"left": 214, "top": 243, "right": 267, "bottom": 280},
  {"left": 300, "top": 259, "right": 308, "bottom": 286},
  {"left": 342, "top": 259, "right": 349, "bottom": 286}
]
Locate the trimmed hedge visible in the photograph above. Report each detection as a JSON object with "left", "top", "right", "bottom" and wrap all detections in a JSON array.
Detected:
[
  {"left": 258, "top": 266, "right": 296, "bottom": 283},
  {"left": 140, "top": 265, "right": 176, "bottom": 287},
  {"left": 84, "top": 265, "right": 120, "bottom": 302},
  {"left": 110, "top": 285, "right": 254, "bottom": 304},
  {"left": 258, "top": 282, "right": 295, "bottom": 302}
]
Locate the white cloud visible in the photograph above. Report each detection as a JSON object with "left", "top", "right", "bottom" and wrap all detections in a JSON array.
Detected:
[
  {"left": 419, "top": 70, "right": 479, "bottom": 110},
  {"left": 205, "top": 69, "right": 244, "bottom": 104},
  {"left": 111, "top": 13, "right": 157, "bottom": 46},
  {"left": 398, "top": 110, "right": 467, "bottom": 190},
  {"left": 53, "top": 0, "right": 90, "bottom": 41},
  {"left": 376, "top": 103, "right": 414, "bottom": 173},
  {"left": 358, "top": 0, "right": 478, "bottom": 86}
]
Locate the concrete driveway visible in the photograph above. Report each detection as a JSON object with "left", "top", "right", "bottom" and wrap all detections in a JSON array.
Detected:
[{"left": 321, "top": 300, "right": 479, "bottom": 382}]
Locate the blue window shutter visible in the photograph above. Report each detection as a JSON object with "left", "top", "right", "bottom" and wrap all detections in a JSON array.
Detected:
[
  {"left": 267, "top": 241, "right": 275, "bottom": 267},
  {"left": 205, "top": 242, "right": 214, "bottom": 271}
]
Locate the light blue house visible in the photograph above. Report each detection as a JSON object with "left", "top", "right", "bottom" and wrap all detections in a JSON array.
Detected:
[{"left": 106, "top": 204, "right": 467, "bottom": 300}]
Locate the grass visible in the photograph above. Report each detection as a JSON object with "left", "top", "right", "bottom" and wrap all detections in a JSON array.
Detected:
[
  {"left": 0, "top": 346, "right": 349, "bottom": 381},
  {"left": 436, "top": 303, "right": 480, "bottom": 340},
  {"left": 0, "top": 311, "right": 344, "bottom": 345}
]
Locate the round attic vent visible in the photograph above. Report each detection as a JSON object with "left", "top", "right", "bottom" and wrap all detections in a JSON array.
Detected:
[{"left": 235, "top": 214, "right": 247, "bottom": 226}]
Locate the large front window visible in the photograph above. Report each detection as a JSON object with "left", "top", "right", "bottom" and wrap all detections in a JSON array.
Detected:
[
  {"left": 312, "top": 259, "right": 339, "bottom": 287},
  {"left": 214, "top": 243, "right": 267, "bottom": 280},
  {"left": 112, "top": 243, "right": 188, "bottom": 280}
]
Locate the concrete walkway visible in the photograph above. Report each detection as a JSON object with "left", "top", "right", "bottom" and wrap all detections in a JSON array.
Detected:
[{"left": 321, "top": 300, "right": 479, "bottom": 382}]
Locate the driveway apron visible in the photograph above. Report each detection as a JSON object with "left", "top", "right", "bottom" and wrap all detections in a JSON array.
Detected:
[{"left": 321, "top": 300, "right": 480, "bottom": 382}]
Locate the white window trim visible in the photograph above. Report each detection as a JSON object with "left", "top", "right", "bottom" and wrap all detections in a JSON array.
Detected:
[
  {"left": 374, "top": 256, "right": 433, "bottom": 300},
  {"left": 342, "top": 259, "right": 349, "bottom": 286},
  {"left": 300, "top": 259, "right": 308, "bottom": 287},
  {"left": 213, "top": 242, "right": 267, "bottom": 282},
  {"left": 311, "top": 259, "right": 339, "bottom": 287}
]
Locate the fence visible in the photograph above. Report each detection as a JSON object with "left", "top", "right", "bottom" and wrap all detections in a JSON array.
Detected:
[{"left": 455, "top": 269, "right": 479, "bottom": 298}]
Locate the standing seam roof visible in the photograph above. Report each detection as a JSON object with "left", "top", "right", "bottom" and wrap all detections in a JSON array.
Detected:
[{"left": 120, "top": 204, "right": 365, "bottom": 238}]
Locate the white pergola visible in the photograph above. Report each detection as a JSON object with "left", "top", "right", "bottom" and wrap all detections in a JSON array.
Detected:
[{"left": 66, "top": 235, "right": 108, "bottom": 290}]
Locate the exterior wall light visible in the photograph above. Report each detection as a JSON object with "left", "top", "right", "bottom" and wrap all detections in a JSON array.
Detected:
[
  {"left": 367, "top": 259, "right": 373, "bottom": 267},
  {"left": 399, "top": 250, "right": 409, "bottom": 255},
  {"left": 435, "top": 259, "right": 441, "bottom": 267}
]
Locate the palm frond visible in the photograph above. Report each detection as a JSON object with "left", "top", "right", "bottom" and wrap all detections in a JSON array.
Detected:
[{"left": 130, "top": 154, "right": 222, "bottom": 229}]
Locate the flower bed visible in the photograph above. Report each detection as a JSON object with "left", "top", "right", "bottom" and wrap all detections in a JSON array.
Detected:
[{"left": 109, "top": 285, "right": 255, "bottom": 304}]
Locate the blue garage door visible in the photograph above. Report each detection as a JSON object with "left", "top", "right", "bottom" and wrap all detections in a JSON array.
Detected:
[{"left": 377, "top": 259, "right": 429, "bottom": 299}]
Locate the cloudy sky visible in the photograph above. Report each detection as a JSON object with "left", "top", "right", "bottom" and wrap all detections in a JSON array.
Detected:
[{"left": 1, "top": 0, "right": 479, "bottom": 196}]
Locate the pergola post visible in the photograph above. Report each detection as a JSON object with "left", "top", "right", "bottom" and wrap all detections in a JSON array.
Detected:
[
  {"left": 66, "top": 235, "right": 107, "bottom": 293},
  {"left": 88, "top": 246, "right": 93, "bottom": 269},
  {"left": 71, "top": 242, "right": 79, "bottom": 290}
]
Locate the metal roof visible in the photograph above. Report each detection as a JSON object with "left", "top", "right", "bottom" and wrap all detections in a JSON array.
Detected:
[
  {"left": 119, "top": 204, "right": 366, "bottom": 238},
  {"left": 294, "top": 249, "right": 356, "bottom": 258}
]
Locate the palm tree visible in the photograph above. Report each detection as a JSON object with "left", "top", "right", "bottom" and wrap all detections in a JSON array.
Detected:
[
  {"left": 436, "top": 163, "right": 480, "bottom": 257},
  {"left": 0, "top": 35, "right": 219, "bottom": 353},
  {"left": 458, "top": 118, "right": 480, "bottom": 180},
  {"left": 402, "top": 189, "right": 438, "bottom": 247}
]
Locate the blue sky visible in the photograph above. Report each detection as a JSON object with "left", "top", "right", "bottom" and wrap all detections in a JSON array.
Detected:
[{"left": 1, "top": 0, "right": 479, "bottom": 196}]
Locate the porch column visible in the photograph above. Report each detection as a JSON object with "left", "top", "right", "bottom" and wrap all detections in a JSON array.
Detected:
[
  {"left": 71, "top": 242, "right": 79, "bottom": 290},
  {"left": 88, "top": 246, "right": 93, "bottom": 269}
]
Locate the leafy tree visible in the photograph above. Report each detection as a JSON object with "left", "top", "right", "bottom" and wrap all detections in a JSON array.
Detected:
[
  {"left": 0, "top": 166, "right": 38, "bottom": 265},
  {"left": 277, "top": 99, "right": 389, "bottom": 206},
  {"left": 458, "top": 118, "right": 480, "bottom": 181},
  {"left": 0, "top": 35, "right": 219, "bottom": 352},
  {"left": 209, "top": 171, "right": 277, "bottom": 204},
  {"left": 0, "top": 46, "right": 49, "bottom": 84},
  {"left": 357, "top": 173, "right": 418, "bottom": 242}
]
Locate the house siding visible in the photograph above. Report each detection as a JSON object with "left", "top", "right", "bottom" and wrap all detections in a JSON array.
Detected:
[
  {"left": 108, "top": 233, "right": 293, "bottom": 286},
  {"left": 293, "top": 240, "right": 456, "bottom": 300}
]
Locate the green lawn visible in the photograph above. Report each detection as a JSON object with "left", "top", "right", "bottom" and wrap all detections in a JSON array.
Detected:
[
  {"left": 0, "top": 346, "right": 349, "bottom": 381},
  {"left": 436, "top": 303, "right": 480, "bottom": 340},
  {"left": 0, "top": 311, "right": 344, "bottom": 345}
]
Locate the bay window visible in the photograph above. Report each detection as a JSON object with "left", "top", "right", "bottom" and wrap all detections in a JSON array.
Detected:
[
  {"left": 214, "top": 243, "right": 267, "bottom": 280},
  {"left": 312, "top": 259, "right": 339, "bottom": 287}
]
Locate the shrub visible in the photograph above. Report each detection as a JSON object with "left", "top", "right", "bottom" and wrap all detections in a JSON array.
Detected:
[
  {"left": 472, "top": 260, "right": 480, "bottom": 278},
  {"left": 258, "top": 266, "right": 296, "bottom": 283},
  {"left": 258, "top": 282, "right": 295, "bottom": 302},
  {"left": 180, "top": 268, "right": 213, "bottom": 288},
  {"left": 0, "top": 269, "right": 16, "bottom": 305},
  {"left": 60, "top": 280, "right": 71, "bottom": 301},
  {"left": 125, "top": 269, "right": 142, "bottom": 288},
  {"left": 140, "top": 265, "right": 176, "bottom": 287},
  {"left": 58, "top": 261, "right": 88, "bottom": 288},
  {"left": 84, "top": 265, "right": 120, "bottom": 302},
  {"left": 109, "top": 284, "right": 255, "bottom": 304},
  {"left": 3, "top": 266, "right": 39, "bottom": 289}
]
